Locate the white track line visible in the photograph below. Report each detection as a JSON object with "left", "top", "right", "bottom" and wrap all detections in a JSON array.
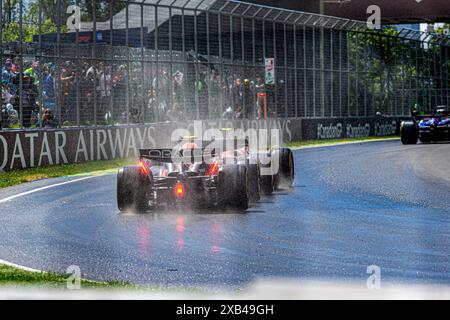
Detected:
[
  {"left": 0, "top": 259, "right": 42, "bottom": 273},
  {"left": 0, "top": 176, "right": 98, "bottom": 204}
]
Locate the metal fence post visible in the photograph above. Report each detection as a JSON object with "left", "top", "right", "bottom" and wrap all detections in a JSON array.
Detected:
[
  {"left": 330, "top": 29, "right": 334, "bottom": 117},
  {"left": 109, "top": 0, "right": 114, "bottom": 124},
  {"left": 93, "top": 0, "right": 98, "bottom": 126},
  {"left": 141, "top": 2, "right": 146, "bottom": 123},
  {"left": 293, "top": 24, "right": 298, "bottom": 118},
  {"left": 169, "top": 2, "right": 174, "bottom": 119},
  {"left": 283, "top": 23, "right": 288, "bottom": 118},
  {"left": 312, "top": 26, "right": 316, "bottom": 117},
  {"left": 19, "top": 0, "right": 23, "bottom": 128},
  {"left": 38, "top": 0, "right": 44, "bottom": 127},
  {"left": 303, "top": 24, "right": 307, "bottom": 117}
]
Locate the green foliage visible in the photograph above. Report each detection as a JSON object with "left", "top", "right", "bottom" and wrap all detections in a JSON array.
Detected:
[
  {"left": 347, "top": 27, "right": 450, "bottom": 113},
  {"left": 0, "top": 264, "right": 134, "bottom": 288},
  {"left": 435, "top": 24, "right": 450, "bottom": 34},
  {"left": 1, "top": 0, "right": 123, "bottom": 42},
  {"left": 2, "top": 22, "right": 32, "bottom": 42}
]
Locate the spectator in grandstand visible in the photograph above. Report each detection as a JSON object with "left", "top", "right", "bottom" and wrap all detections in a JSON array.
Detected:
[
  {"left": 255, "top": 77, "right": 266, "bottom": 119},
  {"left": 232, "top": 78, "right": 243, "bottom": 115},
  {"left": 208, "top": 69, "right": 222, "bottom": 118},
  {"left": 242, "top": 79, "right": 255, "bottom": 119},
  {"left": 13, "top": 73, "right": 38, "bottom": 128},
  {"left": 98, "top": 63, "right": 112, "bottom": 122},
  {"left": 147, "top": 88, "right": 157, "bottom": 122},
  {"left": 152, "top": 69, "right": 170, "bottom": 115},
  {"left": 36, "top": 108, "right": 59, "bottom": 129},
  {"left": 173, "top": 70, "right": 184, "bottom": 107},
  {"left": 2, "top": 80, "right": 13, "bottom": 105},
  {"left": 234, "top": 105, "right": 243, "bottom": 119},
  {"left": 60, "top": 61, "right": 75, "bottom": 122},
  {"left": 2, "top": 59, "right": 16, "bottom": 94},
  {"left": 1, "top": 78, "right": 14, "bottom": 128},
  {"left": 42, "top": 64, "right": 57, "bottom": 112},
  {"left": 222, "top": 106, "right": 234, "bottom": 120},
  {"left": 112, "top": 64, "right": 127, "bottom": 121},
  {"left": 80, "top": 61, "right": 95, "bottom": 122},
  {"left": 24, "top": 61, "right": 40, "bottom": 85},
  {"left": 2, "top": 103, "right": 19, "bottom": 126},
  {"left": 196, "top": 72, "right": 209, "bottom": 119},
  {"left": 11, "top": 57, "right": 20, "bottom": 74}
]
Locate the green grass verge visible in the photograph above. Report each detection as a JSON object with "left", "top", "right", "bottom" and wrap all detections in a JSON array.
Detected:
[
  {"left": 0, "top": 263, "right": 204, "bottom": 292},
  {"left": 0, "top": 158, "right": 135, "bottom": 189},
  {"left": 0, "top": 264, "right": 133, "bottom": 289},
  {"left": 285, "top": 136, "right": 399, "bottom": 149}
]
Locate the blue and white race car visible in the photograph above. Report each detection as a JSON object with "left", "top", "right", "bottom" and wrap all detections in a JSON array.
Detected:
[{"left": 401, "top": 106, "right": 449, "bottom": 144}]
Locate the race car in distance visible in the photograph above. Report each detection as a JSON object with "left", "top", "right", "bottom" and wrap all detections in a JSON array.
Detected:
[
  {"left": 401, "top": 106, "right": 450, "bottom": 144},
  {"left": 116, "top": 137, "right": 295, "bottom": 212}
]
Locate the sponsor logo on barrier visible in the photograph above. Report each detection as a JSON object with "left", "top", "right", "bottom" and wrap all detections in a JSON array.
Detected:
[
  {"left": 0, "top": 120, "right": 293, "bottom": 171},
  {"left": 317, "top": 123, "right": 343, "bottom": 139},
  {"left": 346, "top": 123, "right": 371, "bottom": 138},
  {"left": 0, "top": 118, "right": 398, "bottom": 171},
  {"left": 0, "top": 126, "right": 157, "bottom": 171},
  {"left": 316, "top": 119, "right": 399, "bottom": 140},
  {"left": 374, "top": 121, "right": 397, "bottom": 136}
]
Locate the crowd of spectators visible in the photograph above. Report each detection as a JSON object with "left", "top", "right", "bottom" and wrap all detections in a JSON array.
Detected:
[{"left": 1, "top": 55, "right": 271, "bottom": 129}]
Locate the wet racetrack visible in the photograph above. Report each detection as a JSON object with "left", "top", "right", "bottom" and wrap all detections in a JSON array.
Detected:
[{"left": 1, "top": 139, "right": 450, "bottom": 288}]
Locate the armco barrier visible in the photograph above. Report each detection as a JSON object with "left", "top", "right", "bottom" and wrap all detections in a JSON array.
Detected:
[{"left": 0, "top": 117, "right": 402, "bottom": 171}]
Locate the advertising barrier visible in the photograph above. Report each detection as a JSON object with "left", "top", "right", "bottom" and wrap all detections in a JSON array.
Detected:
[{"left": 0, "top": 117, "right": 402, "bottom": 171}]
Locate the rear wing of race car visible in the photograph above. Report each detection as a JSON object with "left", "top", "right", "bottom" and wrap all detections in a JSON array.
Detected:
[
  {"left": 139, "top": 149, "right": 174, "bottom": 163},
  {"left": 139, "top": 148, "right": 217, "bottom": 163},
  {"left": 139, "top": 136, "right": 249, "bottom": 162}
]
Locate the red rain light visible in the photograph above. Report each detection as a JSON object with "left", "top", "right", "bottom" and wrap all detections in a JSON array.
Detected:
[
  {"left": 139, "top": 160, "right": 149, "bottom": 175},
  {"left": 174, "top": 182, "right": 186, "bottom": 197},
  {"left": 208, "top": 161, "right": 219, "bottom": 176}
]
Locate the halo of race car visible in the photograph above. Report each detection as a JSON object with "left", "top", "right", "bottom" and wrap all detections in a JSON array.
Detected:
[{"left": 117, "top": 133, "right": 295, "bottom": 212}]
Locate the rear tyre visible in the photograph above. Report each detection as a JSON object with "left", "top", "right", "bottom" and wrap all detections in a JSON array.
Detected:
[
  {"left": 271, "top": 151, "right": 280, "bottom": 191},
  {"left": 218, "top": 165, "right": 249, "bottom": 210},
  {"left": 260, "top": 172, "right": 274, "bottom": 195},
  {"left": 247, "top": 163, "right": 260, "bottom": 202},
  {"left": 400, "top": 121, "right": 418, "bottom": 145},
  {"left": 117, "top": 166, "right": 153, "bottom": 213},
  {"left": 117, "top": 168, "right": 129, "bottom": 211},
  {"left": 277, "top": 148, "right": 295, "bottom": 188}
]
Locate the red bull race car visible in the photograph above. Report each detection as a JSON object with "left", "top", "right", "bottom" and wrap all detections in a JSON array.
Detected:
[
  {"left": 117, "top": 136, "right": 295, "bottom": 212},
  {"left": 401, "top": 106, "right": 450, "bottom": 144}
]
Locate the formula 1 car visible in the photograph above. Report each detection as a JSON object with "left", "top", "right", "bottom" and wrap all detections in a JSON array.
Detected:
[
  {"left": 116, "top": 137, "right": 295, "bottom": 212},
  {"left": 401, "top": 106, "right": 450, "bottom": 144}
]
